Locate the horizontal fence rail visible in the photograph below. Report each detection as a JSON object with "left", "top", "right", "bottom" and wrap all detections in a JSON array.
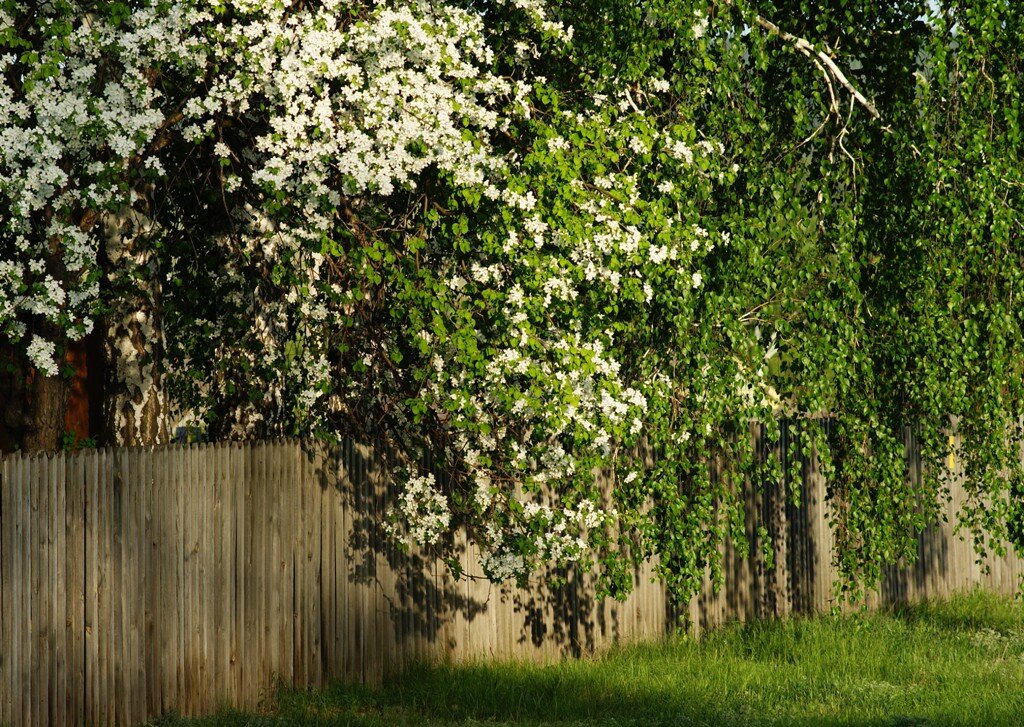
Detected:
[{"left": 0, "top": 427, "right": 1022, "bottom": 725}]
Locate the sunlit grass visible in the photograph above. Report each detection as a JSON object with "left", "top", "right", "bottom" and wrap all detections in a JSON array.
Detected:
[{"left": 153, "top": 590, "right": 1024, "bottom": 726}]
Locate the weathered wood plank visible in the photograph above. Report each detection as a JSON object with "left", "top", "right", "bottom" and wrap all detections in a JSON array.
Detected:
[
  {"left": 14, "top": 455, "right": 28, "bottom": 727},
  {"left": 134, "top": 446, "right": 150, "bottom": 725},
  {"left": 67, "top": 452, "right": 86, "bottom": 725},
  {"left": 150, "top": 447, "right": 166, "bottom": 714},
  {"left": 263, "top": 441, "right": 276, "bottom": 684},
  {"left": 337, "top": 442, "right": 348, "bottom": 679},
  {"left": 360, "top": 442, "right": 373, "bottom": 683},
  {"left": 230, "top": 443, "right": 245, "bottom": 703},
  {"left": 51, "top": 451, "right": 67, "bottom": 727},
  {"left": 213, "top": 443, "right": 230, "bottom": 705},
  {"left": 242, "top": 441, "right": 259, "bottom": 706},
  {"left": 199, "top": 441, "right": 214, "bottom": 711},
  {"left": 140, "top": 448, "right": 158, "bottom": 716},
  {"left": 181, "top": 444, "right": 197, "bottom": 716},
  {"left": 0, "top": 457, "right": 10, "bottom": 727},
  {"left": 257, "top": 441, "right": 272, "bottom": 696},
  {"left": 293, "top": 446, "right": 306, "bottom": 686},
  {"left": 124, "top": 447, "right": 140, "bottom": 725},
  {"left": 33, "top": 454, "right": 48, "bottom": 727},
  {"left": 292, "top": 443, "right": 306, "bottom": 686},
  {"left": 111, "top": 448, "right": 127, "bottom": 726},
  {"left": 320, "top": 446, "right": 335, "bottom": 680},
  {"left": 20, "top": 454, "right": 32, "bottom": 723},
  {"left": 350, "top": 442, "right": 362, "bottom": 679},
  {"left": 277, "top": 441, "right": 293, "bottom": 685},
  {"left": 309, "top": 445, "right": 324, "bottom": 687},
  {"left": 100, "top": 448, "right": 114, "bottom": 725},
  {"left": 166, "top": 445, "right": 184, "bottom": 713},
  {"left": 83, "top": 450, "right": 97, "bottom": 725},
  {"left": 377, "top": 449, "right": 396, "bottom": 680},
  {"left": 10, "top": 455, "right": 20, "bottom": 727},
  {"left": 271, "top": 441, "right": 288, "bottom": 685}
]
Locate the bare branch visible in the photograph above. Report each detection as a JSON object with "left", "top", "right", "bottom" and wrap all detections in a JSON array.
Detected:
[{"left": 751, "top": 13, "right": 881, "bottom": 120}]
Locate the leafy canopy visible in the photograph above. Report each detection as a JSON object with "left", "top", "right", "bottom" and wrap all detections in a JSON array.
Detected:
[{"left": 2, "top": 0, "right": 1023, "bottom": 603}]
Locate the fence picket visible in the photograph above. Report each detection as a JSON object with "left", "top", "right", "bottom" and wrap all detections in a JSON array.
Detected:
[
  {"left": 34, "top": 454, "right": 48, "bottom": 727},
  {"left": 134, "top": 447, "right": 148, "bottom": 724},
  {"left": 242, "top": 442, "right": 259, "bottom": 706},
  {"left": 199, "top": 443, "right": 213, "bottom": 711},
  {"left": 0, "top": 457, "right": 10, "bottom": 726},
  {"left": 51, "top": 452, "right": 66, "bottom": 727},
  {"left": 140, "top": 446, "right": 158, "bottom": 716},
  {"left": 150, "top": 447, "right": 165, "bottom": 714},
  {"left": 113, "top": 448, "right": 127, "bottom": 726},
  {"left": 13, "top": 455, "right": 24, "bottom": 727},
  {"left": 274, "top": 441, "right": 291, "bottom": 686},
  {"left": 230, "top": 443, "right": 245, "bottom": 703},
  {"left": 213, "top": 443, "right": 229, "bottom": 704},
  {"left": 185, "top": 444, "right": 200, "bottom": 716},
  {"left": 104, "top": 446, "right": 115, "bottom": 725}
]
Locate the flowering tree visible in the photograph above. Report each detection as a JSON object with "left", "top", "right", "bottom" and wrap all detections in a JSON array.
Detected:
[{"left": 2, "top": 0, "right": 1023, "bottom": 603}]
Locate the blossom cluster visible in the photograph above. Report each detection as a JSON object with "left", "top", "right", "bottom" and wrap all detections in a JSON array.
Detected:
[
  {"left": 385, "top": 473, "right": 452, "bottom": 546},
  {"left": 0, "top": 1, "right": 203, "bottom": 371},
  {"left": 398, "top": 86, "right": 748, "bottom": 580},
  {"left": 2, "top": 0, "right": 778, "bottom": 594},
  {"left": 156, "top": 0, "right": 536, "bottom": 433},
  {"left": 159, "top": 2, "right": 757, "bottom": 583}
]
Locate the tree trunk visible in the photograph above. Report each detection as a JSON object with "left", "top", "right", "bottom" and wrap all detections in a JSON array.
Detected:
[
  {"left": 22, "top": 360, "right": 69, "bottom": 452},
  {"left": 0, "top": 327, "right": 72, "bottom": 454},
  {"left": 101, "top": 207, "right": 171, "bottom": 446},
  {"left": 7, "top": 316, "right": 72, "bottom": 453},
  {"left": 0, "top": 342, "right": 28, "bottom": 453}
]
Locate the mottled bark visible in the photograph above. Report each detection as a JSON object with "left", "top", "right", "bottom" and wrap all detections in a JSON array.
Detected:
[{"left": 101, "top": 207, "right": 170, "bottom": 446}]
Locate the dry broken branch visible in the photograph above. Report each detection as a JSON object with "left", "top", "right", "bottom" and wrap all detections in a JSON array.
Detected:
[
  {"left": 752, "top": 14, "right": 881, "bottom": 120},
  {"left": 718, "top": 0, "right": 881, "bottom": 120}
]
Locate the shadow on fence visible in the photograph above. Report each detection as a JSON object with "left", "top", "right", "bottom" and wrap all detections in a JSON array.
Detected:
[{"left": 0, "top": 426, "right": 1021, "bottom": 726}]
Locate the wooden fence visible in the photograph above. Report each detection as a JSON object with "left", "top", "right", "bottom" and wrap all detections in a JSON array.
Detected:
[{"left": 0, "top": 427, "right": 1022, "bottom": 726}]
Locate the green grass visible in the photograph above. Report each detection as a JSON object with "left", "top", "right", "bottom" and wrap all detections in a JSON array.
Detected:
[{"left": 152, "top": 590, "right": 1024, "bottom": 726}]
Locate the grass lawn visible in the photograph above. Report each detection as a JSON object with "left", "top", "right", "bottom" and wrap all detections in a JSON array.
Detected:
[{"left": 152, "top": 590, "right": 1024, "bottom": 726}]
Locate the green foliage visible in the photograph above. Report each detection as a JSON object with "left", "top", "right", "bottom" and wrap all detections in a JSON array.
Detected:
[
  {"left": 156, "top": 0, "right": 1024, "bottom": 604},
  {"left": 6, "top": 0, "right": 1024, "bottom": 607},
  {"left": 551, "top": 0, "right": 1024, "bottom": 601},
  {"left": 61, "top": 430, "right": 97, "bottom": 452}
]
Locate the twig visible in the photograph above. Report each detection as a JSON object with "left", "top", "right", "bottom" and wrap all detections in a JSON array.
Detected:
[{"left": 838, "top": 97, "right": 859, "bottom": 185}]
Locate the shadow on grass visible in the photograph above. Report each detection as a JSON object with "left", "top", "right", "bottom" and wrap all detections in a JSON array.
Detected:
[
  {"left": 150, "top": 591, "right": 1024, "bottom": 727},
  {"left": 148, "top": 657, "right": 1009, "bottom": 727},
  {"left": 150, "top": 671, "right": 942, "bottom": 727}
]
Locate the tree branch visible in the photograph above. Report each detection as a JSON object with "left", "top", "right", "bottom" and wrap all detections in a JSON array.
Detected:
[{"left": 751, "top": 13, "right": 881, "bottom": 120}]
